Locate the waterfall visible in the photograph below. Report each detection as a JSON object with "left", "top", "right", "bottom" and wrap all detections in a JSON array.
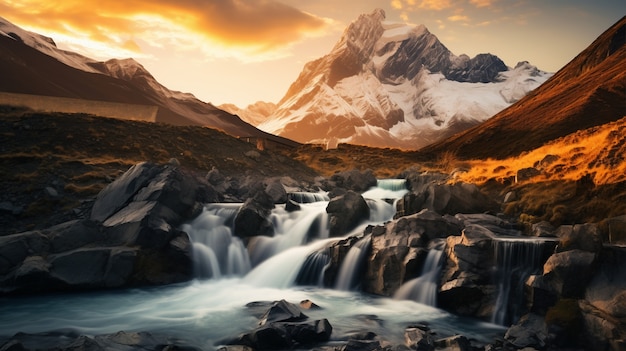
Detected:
[
  {"left": 362, "top": 179, "right": 408, "bottom": 200},
  {"left": 334, "top": 235, "right": 372, "bottom": 290},
  {"left": 288, "top": 192, "right": 329, "bottom": 203},
  {"left": 394, "top": 240, "right": 445, "bottom": 306},
  {"left": 182, "top": 180, "right": 405, "bottom": 283},
  {"left": 244, "top": 239, "right": 337, "bottom": 288},
  {"left": 295, "top": 249, "right": 331, "bottom": 286},
  {"left": 491, "top": 238, "right": 554, "bottom": 325},
  {"left": 248, "top": 201, "right": 329, "bottom": 266},
  {"left": 181, "top": 204, "right": 250, "bottom": 279}
]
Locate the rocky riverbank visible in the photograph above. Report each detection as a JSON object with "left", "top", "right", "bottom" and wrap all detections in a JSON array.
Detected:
[{"left": 1, "top": 161, "right": 624, "bottom": 351}]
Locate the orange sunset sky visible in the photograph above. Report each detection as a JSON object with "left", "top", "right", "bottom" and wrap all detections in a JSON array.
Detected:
[{"left": 1, "top": 0, "right": 624, "bottom": 107}]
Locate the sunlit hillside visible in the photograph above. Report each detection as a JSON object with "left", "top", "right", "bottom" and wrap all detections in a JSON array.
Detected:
[{"left": 457, "top": 116, "right": 626, "bottom": 186}]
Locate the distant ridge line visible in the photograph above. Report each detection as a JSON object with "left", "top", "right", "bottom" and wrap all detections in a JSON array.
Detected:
[{"left": 0, "top": 91, "right": 158, "bottom": 122}]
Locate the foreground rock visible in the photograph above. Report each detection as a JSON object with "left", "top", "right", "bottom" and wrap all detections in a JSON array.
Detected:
[
  {"left": 0, "top": 330, "right": 200, "bottom": 351},
  {"left": 222, "top": 299, "right": 332, "bottom": 350},
  {"left": 0, "top": 162, "right": 216, "bottom": 294},
  {"left": 397, "top": 171, "right": 499, "bottom": 218}
]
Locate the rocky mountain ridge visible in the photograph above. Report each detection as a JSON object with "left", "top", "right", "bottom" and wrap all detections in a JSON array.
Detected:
[
  {"left": 0, "top": 16, "right": 293, "bottom": 145},
  {"left": 255, "top": 9, "right": 551, "bottom": 149},
  {"left": 421, "top": 15, "right": 626, "bottom": 159}
]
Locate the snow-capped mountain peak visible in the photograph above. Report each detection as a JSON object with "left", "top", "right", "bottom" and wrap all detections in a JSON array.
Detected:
[{"left": 257, "top": 9, "right": 552, "bottom": 149}]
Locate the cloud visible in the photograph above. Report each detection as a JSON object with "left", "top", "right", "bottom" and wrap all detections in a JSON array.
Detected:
[
  {"left": 1, "top": 0, "right": 331, "bottom": 61},
  {"left": 418, "top": 0, "right": 454, "bottom": 11},
  {"left": 448, "top": 14, "right": 470, "bottom": 22},
  {"left": 469, "top": 0, "right": 497, "bottom": 8}
]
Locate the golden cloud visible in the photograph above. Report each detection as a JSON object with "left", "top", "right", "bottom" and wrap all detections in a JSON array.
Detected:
[
  {"left": 469, "top": 0, "right": 497, "bottom": 8},
  {"left": 448, "top": 14, "right": 470, "bottom": 22},
  {"left": 418, "top": 0, "right": 454, "bottom": 11},
  {"left": 1, "top": 0, "right": 330, "bottom": 60}
]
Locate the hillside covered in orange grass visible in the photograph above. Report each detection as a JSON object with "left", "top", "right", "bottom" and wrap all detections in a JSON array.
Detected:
[{"left": 458, "top": 116, "right": 626, "bottom": 186}]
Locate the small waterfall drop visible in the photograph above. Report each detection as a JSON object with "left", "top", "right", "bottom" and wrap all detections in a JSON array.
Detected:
[
  {"left": 334, "top": 235, "right": 372, "bottom": 290},
  {"left": 362, "top": 179, "right": 408, "bottom": 200},
  {"left": 248, "top": 201, "right": 329, "bottom": 266},
  {"left": 181, "top": 204, "right": 251, "bottom": 279},
  {"left": 295, "top": 249, "right": 331, "bottom": 287},
  {"left": 394, "top": 240, "right": 445, "bottom": 306},
  {"left": 491, "top": 238, "right": 554, "bottom": 325},
  {"left": 288, "top": 192, "right": 330, "bottom": 203}
]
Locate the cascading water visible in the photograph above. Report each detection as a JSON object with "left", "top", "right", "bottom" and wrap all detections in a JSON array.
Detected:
[
  {"left": 394, "top": 240, "right": 445, "bottom": 306},
  {"left": 334, "top": 235, "right": 372, "bottom": 290},
  {"left": 181, "top": 204, "right": 250, "bottom": 278},
  {"left": 249, "top": 201, "right": 329, "bottom": 265},
  {"left": 0, "top": 180, "right": 508, "bottom": 348},
  {"left": 362, "top": 179, "right": 408, "bottom": 200},
  {"left": 321, "top": 180, "right": 407, "bottom": 291},
  {"left": 491, "top": 238, "right": 555, "bottom": 325}
]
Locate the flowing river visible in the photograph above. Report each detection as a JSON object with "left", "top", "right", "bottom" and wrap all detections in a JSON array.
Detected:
[{"left": 0, "top": 180, "right": 506, "bottom": 349}]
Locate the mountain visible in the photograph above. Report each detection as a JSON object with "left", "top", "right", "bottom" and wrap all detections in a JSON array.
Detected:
[
  {"left": 420, "top": 16, "right": 626, "bottom": 160},
  {"left": 0, "top": 17, "right": 296, "bottom": 146},
  {"left": 219, "top": 101, "right": 277, "bottom": 126},
  {"left": 257, "top": 9, "right": 551, "bottom": 149}
]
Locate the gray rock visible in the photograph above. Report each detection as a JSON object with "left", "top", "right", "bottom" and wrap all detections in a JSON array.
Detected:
[
  {"left": 265, "top": 178, "right": 288, "bottom": 203},
  {"left": 531, "top": 221, "right": 556, "bottom": 237},
  {"left": 344, "top": 339, "right": 382, "bottom": 351},
  {"left": 49, "top": 248, "right": 113, "bottom": 287},
  {"left": 91, "top": 162, "right": 162, "bottom": 222},
  {"left": 0, "top": 231, "right": 50, "bottom": 275},
  {"left": 234, "top": 192, "right": 275, "bottom": 238},
  {"left": 244, "top": 150, "right": 261, "bottom": 160},
  {"left": 584, "top": 246, "right": 626, "bottom": 319},
  {"left": 45, "top": 219, "right": 104, "bottom": 253},
  {"left": 504, "top": 313, "right": 548, "bottom": 349},
  {"left": 542, "top": 249, "right": 597, "bottom": 298},
  {"left": 329, "top": 169, "right": 377, "bottom": 193},
  {"left": 404, "top": 324, "right": 434, "bottom": 350},
  {"left": 503, "top": 191, "right": 517, "bottom": 203},
  {"left": 259, "top": 299, "right": 308, "bottom": 326},
  {"left": 327, "top": 191, "right": 370, "bottom": 237},
  {"left": 434, "top": 335, "right": 472, "bottom": 351},
  {"left": 555, "top": 223, "right": 603, "bottom": 253},
  {"left": 397, "top": 180, "right": 498, "bottom": 217},
  {"left": 13, "top": 255, "right": 50, "bottom": 289},
  {"left": 0, "top": 201, "right": 22, "bottom": 215},
  {"left": 44, "top": 186, "right": 59, "bottom": 198}
]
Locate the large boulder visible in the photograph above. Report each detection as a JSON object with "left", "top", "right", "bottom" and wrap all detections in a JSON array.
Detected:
[
  {"left": 363, "top": 210, "right": 462, "bottom": 296},
  {"left": 579, "top": 246, "right": 626, "bottom": 350},
  {"left": 438, "top": 225, "right": 496, "bottom": 318},
  {"left": 0, "top": 162, "right": 213, "bottom": 295},
  {"left": 396, "top": 177, "right": 498, "bottom": 217},
  {"left": 504, "top": 313, "right": 549, "bottom": 349},
  {"left": 328, "top": 169, "right": 377, "bottom": 193},
  {"left": 541, "top": 249, "right": 597, "bottom": 298},
  {"left": 555, "top": 223, "right": 603, "bottom": 253},
  {"left": 234, "top": 191, "right": 275, "bottom": 239},
  {"left": 224, "top": 300, "right": 332, "bottom": 350},
  {"left": 327, "top": 191, "right": 370, "bottom": 237}
]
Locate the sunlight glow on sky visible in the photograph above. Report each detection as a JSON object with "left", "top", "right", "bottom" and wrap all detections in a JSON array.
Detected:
[{"left": 1, "top": 0, "right": 624, "bottom": 107}]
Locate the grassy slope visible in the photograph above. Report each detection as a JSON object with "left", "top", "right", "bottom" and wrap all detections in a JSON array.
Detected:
[{"left": 0, "top": 109, "right": 319, "bottom": 234}]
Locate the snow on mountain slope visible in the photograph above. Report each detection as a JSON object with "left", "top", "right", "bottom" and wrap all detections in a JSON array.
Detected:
[
  {"left": 258, "top": 9, "right": 552, "bottom": 149},
  {"left": 219, "top": 101, "right": 277, "bottom": 126}
]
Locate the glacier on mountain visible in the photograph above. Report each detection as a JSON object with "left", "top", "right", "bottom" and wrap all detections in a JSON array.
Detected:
[{"left": 257, "top": 9, "right": 552, "bottom": 149}]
